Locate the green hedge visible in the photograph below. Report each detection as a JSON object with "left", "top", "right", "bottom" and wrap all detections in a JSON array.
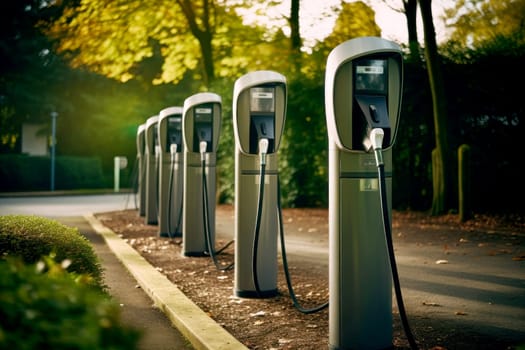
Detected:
[
  {"left": 0, "top": 256, "right": 141, "bottom": 349},
  {"left": 0, "top": 154, "right": 106, "bottom": 191},
  {"left": 0, "top": 215, "right": 104, "bottom": 288}
]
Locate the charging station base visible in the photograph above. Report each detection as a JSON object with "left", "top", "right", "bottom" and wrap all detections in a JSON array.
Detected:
[
  {"left": 235, "top": 289, "right": 278, "bottom": 299},
  {"left": 183, "top": 251, "right": 209, "bottom": 257},
  {"left": 160, "top": 232, "right": 182, "bottom": 238}
]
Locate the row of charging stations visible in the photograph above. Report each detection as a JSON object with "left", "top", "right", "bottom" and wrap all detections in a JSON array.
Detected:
[
  {"left": 135, "top": 93, "right": 222, "bottom": 257},
  {"left": 133, "top": 36, "right": 416, "bottom": 350}
]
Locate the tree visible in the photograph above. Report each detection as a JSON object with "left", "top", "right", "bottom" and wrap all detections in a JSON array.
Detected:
[
  {"left": 0, "top": 0, "right": 68, "bottom": 152},
  {"left": 444, "top": 0, "right": 525, "bottom": 49},
  {"left": 418, "top": 0, "right": 453, "bottom": 215},
  {"left": 289, "top": 0, "right": 302, "bottom": 73},
  {"left": 403, "top": 0, "right": 421, "bottom": 62},
  {"left": 377, "top": 0, "right": 420, "bottom": 61},
  {"left": 323, "top": 1, "right": 381, "bottom": 49},
  {"left": 45, "top": 0, "right": 293, "bottom": 87}
]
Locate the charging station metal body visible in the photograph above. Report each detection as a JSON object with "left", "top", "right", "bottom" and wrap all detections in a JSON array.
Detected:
[
  {"left": 158, "top": 106, "right": 184, "bottom": 237},
  {"left": 144, "top": 115, "right": 159, "bottom": 225},
  {"left": 136, "top": 123, "right": 146, "bottom": 217},
  {"left": 232, "top": 70, "right": 287, "bottom": 298},
  {"left": 181, "top": 92, "right": 222, "bottom": 256},
  {"left": 325, "top": 37, "right": 403, "bottom": 350}
]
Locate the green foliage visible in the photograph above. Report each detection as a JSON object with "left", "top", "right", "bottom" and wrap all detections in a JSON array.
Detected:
[
  {"left": 0, "top": 215, "right": 104, "bottom": 288},
  {"left": 323, "top": 1, "right": 381, "bottom": 49},
  {"left": 0, "top": 255, "right": 141, "bottom": 350},
  {"left": 444, "top": 0, "right": 525, "bottom": 50},
  {"left": 0, "top": 1, "right": 69, "bottom": 153},
  {"left": 3, "top": 0, "right": 524, "bottom": 213},
  {"left": 209, "top": 78, "right": 236, "bottom": 204},
  {"left": 280, "top": 75, "right": 328, "bottom": 207},
  {"left": 0, "top": 154, "right": 106, "bottom": 191}
]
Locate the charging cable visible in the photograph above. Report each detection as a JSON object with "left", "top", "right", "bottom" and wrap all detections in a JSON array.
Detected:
[
  {"left": 370, "top": 128, "right": 418, "bottom": 350},
  {"left": 154, "top": 145, "right": 161, "bottom": 217},
  {"left": 200, "top": 141, "right": 234, "bottom": 271},
  {"left": 277, "top": 176, "right": 329, "bottom": 314},
  {"left": 252, "top": 138, "right": 269, "bottom": 296},
  {"left": 252, "top": 138, "right": 328, "bottom": 312},
  {"left": 166, "top": 144, "right": 182, "bottom": 238}
]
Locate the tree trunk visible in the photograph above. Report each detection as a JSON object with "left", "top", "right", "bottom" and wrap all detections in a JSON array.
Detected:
[
  {"left": 177, "top": 0, "right": 215, "bottom": 86},
  {"left": 458, "top": 144, "right": 472, "bottom": 222},
  {"left": 403, "top": 0, "right": 421, "bottom": 63},
  {"left": 418, "top": 0, "right": 453, "bottom": 215},
  {"left": 289, "top": 0, "right": 302, "bottom": 74}
]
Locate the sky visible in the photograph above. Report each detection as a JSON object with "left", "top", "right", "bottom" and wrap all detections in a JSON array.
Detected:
[{"left": 238, "top": 0, "right": 452, "bottom": 49}]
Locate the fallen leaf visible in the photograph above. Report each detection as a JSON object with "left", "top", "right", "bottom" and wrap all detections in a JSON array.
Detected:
[
  {"left": 250, "top": 311, "right": 266, "bottom": 317},
  {"left": 436, "top": 259, "right": 449, "bottom": 264},
  {"left": 455, "top": 311, "right": 467, "bottom": 316},
  {"left": 422, "top": 302, "right": 441, "bottom": 307}
]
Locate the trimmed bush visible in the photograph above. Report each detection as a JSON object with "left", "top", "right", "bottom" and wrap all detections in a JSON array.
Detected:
[
  {"left": 0, "top": 215, "right": 104, "bottom": 288},
  {"left": 0, "top": 255, "right": 141, "bottom": 349}
]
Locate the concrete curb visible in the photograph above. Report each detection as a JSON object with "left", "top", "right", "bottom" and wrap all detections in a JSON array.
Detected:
[{"left": 84, "top": 214, "right": 248, "bottom": 350}]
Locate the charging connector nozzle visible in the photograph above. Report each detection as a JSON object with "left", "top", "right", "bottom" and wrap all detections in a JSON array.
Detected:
[
  {"left": 259, "top": 138, "right": 269, "bottom": 166},
  {"left": 200, "top": 141, "right": 207, "bottom": 162},
  {"left": 370, "top": 128, "right": 384, "bottom": 167}
]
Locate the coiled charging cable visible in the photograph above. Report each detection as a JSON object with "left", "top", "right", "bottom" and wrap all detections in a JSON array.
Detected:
[
  {"left": 200, "top": 141, "right": 234, "bottom": 271},
  {"left": 252, "top": 138, "right": 328, "bottom": 313},
  {"left": 166, "top": 144, "right": 182, "bottom": 238}
]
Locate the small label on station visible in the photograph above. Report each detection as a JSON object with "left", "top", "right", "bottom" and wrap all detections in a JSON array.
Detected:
[
  {"left": 356, "top": 65, "right": 384, "bottom": 74},
  {"left": 360, "top": 178, "right": 378, "bottom": 191},
  {"left": 195, "top": 107, "right": 212, "bottom": 114}
]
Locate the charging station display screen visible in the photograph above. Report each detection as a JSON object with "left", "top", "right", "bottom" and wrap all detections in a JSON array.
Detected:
[
  {"left": 250, "top": 87, "right": 275, "bottom": 113},
  {"left": 354, "top": 59, "right": 387, "bottom": 94},
  {"left": 167, "top": 116, "right": 182, "bottom": 152}
]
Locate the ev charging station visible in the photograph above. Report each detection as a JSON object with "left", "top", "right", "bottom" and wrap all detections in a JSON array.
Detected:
[
  {"left": 157, "top": 106, "right": 184, "bottom": 237},
  {"left": 232, "top": 70, "right": 287, "bottom": 298},
  {"left": 181, "top": 92, "right": 222, "bottom": 256},
  {"left": 136, "top": 123, "right": 146, "bottom": 217},
  {"left": 144, "top": 115, "right": 159, "bottom": 225},
  {"left": 325, "top": 37, "right": 404, "bottom": 349}
]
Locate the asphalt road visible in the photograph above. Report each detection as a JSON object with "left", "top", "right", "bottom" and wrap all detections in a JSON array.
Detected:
[
  {"left": 216, "top": 205, "right": 525, "bottom": 346},
  {"left": 0, "top": 192, "right": 135, "bottom": 216}
]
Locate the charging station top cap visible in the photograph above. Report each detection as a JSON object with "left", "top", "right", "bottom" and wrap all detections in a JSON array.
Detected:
[
  {"left": 325, "top": 36, "right": 403, "bottom": 152},
  {"left": 145, "top": 115, "right": 159, "bottom": 154},
  {"left": 233, "top": 70, "right": 287, "bottom": 154},
  {"left": 159, "top": 106, "right": 183, "bottom": 119},
  {"left": 137, "top": 123, "right": 146, "bottom": 135},
  {"left": 182, "top": 92, "right": 222, "bottom": 153}
]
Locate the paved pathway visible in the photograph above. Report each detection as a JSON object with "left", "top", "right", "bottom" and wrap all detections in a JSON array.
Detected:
[{"left": 0, "top": 193, "right": 195, "bottom": 350}]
